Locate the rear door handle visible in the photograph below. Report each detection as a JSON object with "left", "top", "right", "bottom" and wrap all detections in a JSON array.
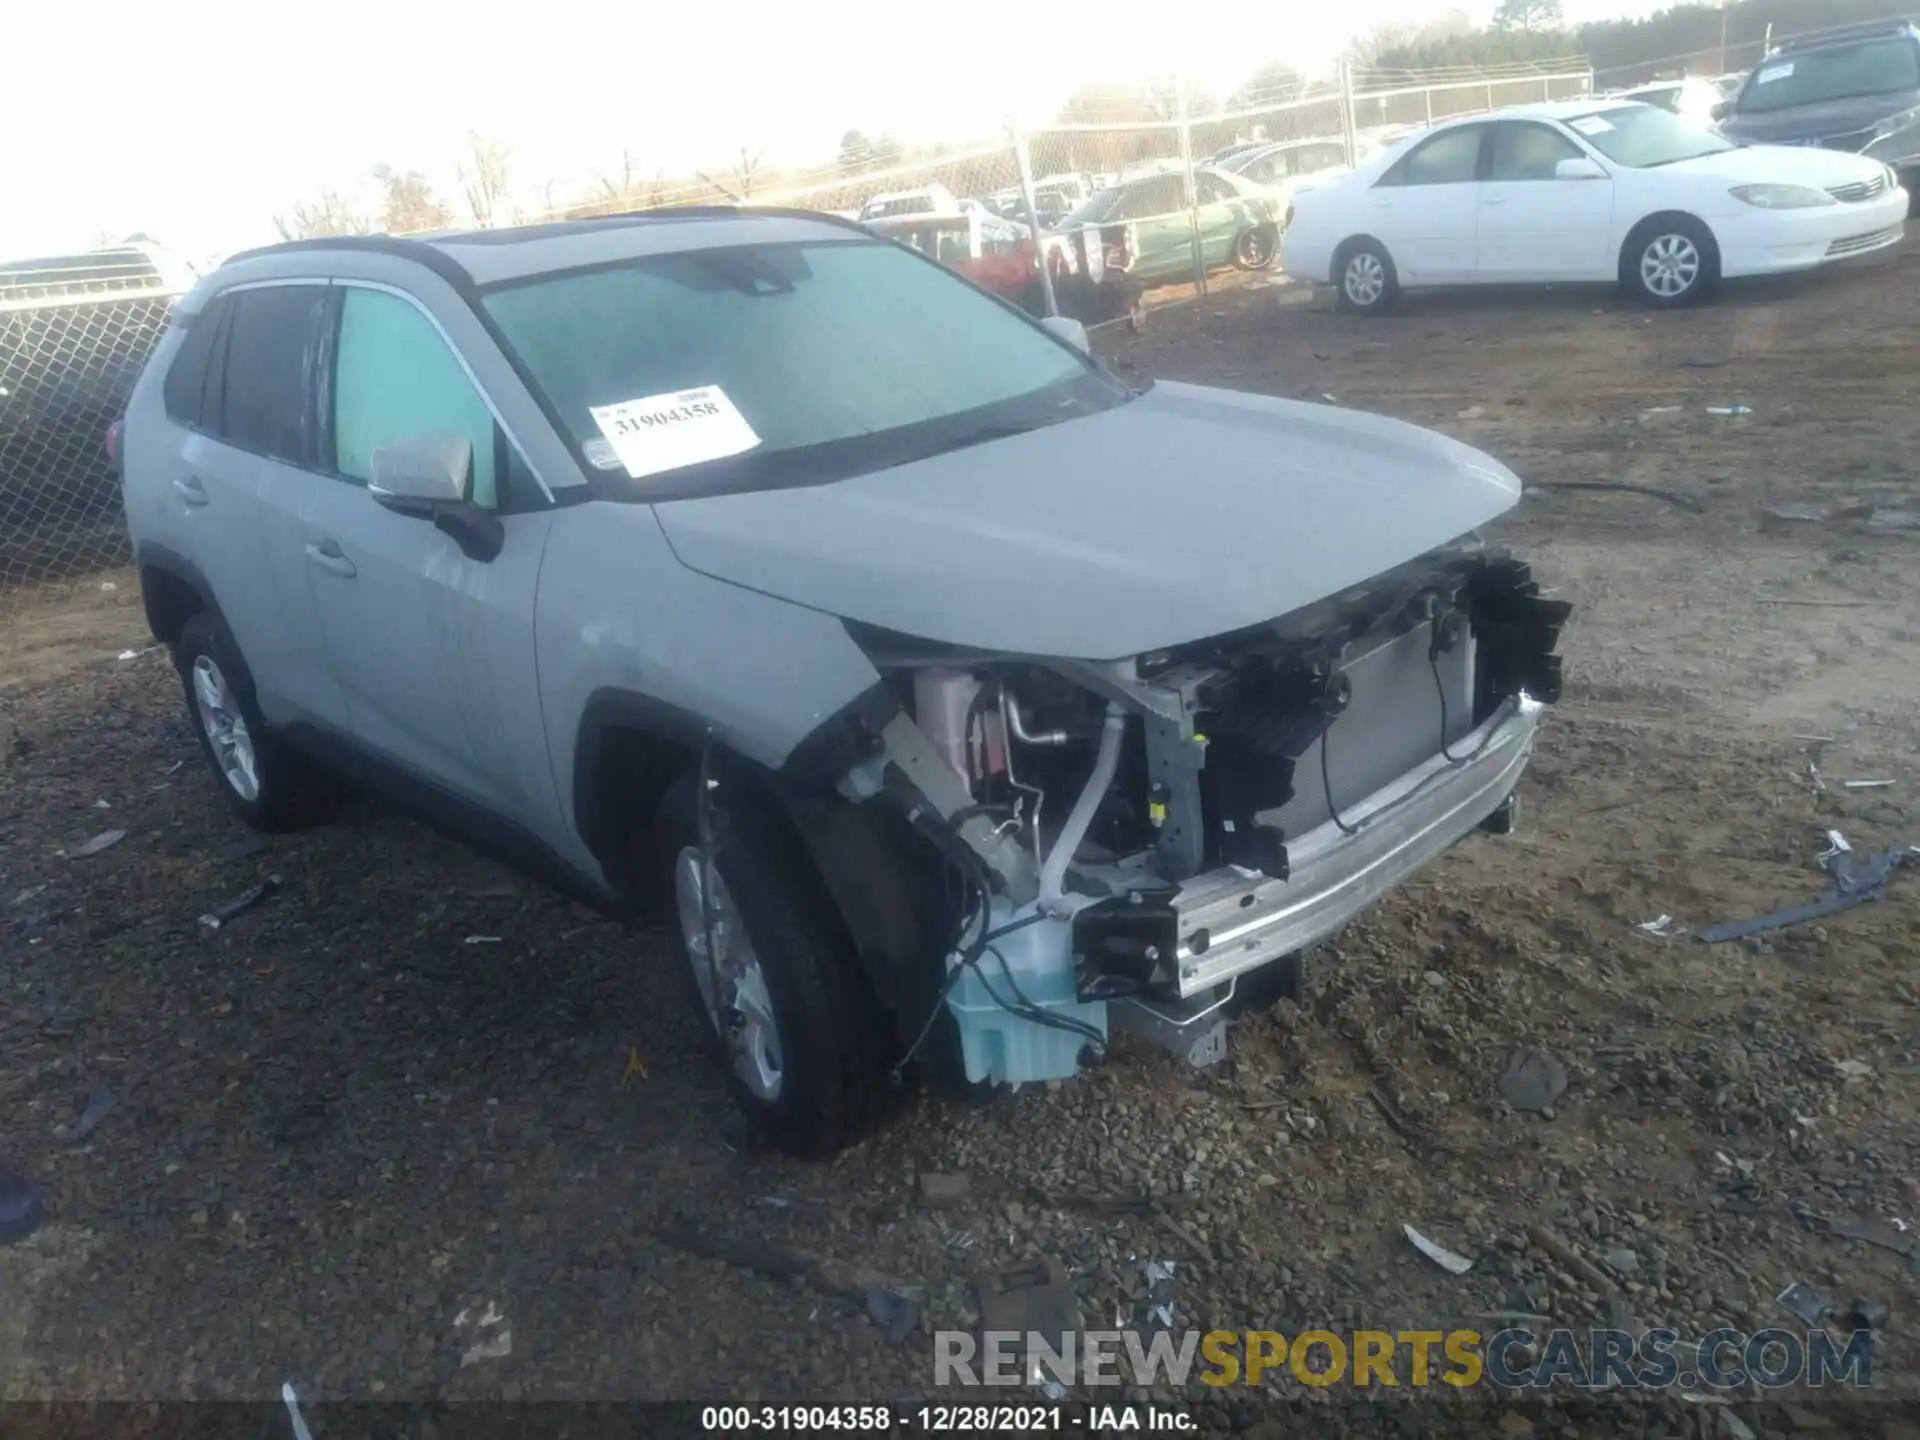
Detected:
[
  {"left": 304, "top": 537, "right": 357, "bottom": 578},
  {"left": 172, "top": 475, "right": 209, "bottom": 507},
  {"left": 1483, "top": 195, "right": 1510, "bottom": 205}
]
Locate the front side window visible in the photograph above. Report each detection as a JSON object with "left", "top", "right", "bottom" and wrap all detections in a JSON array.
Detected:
[
  {"left": 481, "top": 239, "right": 1124, "bottom": 499},
  {"left": 1381, "top": 126, "right": 1486, "bottom": 186},
  {"left": 1195, "top": 173, "right": 1230, "bottom": 205},
  {"left": 1739, "top": 38, "right": 1920, "bottom": 113},
  {"left": 332, "top": 288, "right": 500, "bottom": 508},
  {"left": 1567, "top": 106, "right": 1731, "bottom": 168},
  {"left": 218, "top": 285, "right": 327, "bottom": 464},
  {"left": 1487, "top": 123, "right": 1585, "bottom": 181}
]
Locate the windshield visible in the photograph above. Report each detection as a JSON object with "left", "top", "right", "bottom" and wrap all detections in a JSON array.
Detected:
[
  {"left": 1565, "top": 105, "right": 1733, "bottom": 167},
  {"left": 481, "top": 239, "right": 1124, "bottom": 498},
  {"left": 1738, "top": 38, "right": 1920, "bottom": 113}
]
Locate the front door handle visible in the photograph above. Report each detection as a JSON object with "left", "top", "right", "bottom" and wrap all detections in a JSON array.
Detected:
[
  {"left": 172, "top": 475, "right": 209, "bottom": 507},
  {"left": 304, "top": 537, "right": 357, "bottom": 578},
  {"left": 1483, "top": 194, "right": 1510, "bottom": 205}
]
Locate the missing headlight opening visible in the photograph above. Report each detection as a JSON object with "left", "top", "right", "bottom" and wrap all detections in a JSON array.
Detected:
[{"left": 827, "top": 544, "right": 1570, "bottom": 1091}]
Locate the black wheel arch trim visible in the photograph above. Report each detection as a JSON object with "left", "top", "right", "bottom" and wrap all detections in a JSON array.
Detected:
[{"left": 134, "top": 541, "right": 258, "bottom": 697}]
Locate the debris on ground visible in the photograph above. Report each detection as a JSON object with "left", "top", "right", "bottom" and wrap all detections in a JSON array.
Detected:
[
  {"left": 1765, "top": 503, "right": 1830, "bottom": 524},
  {"left": 655, "top": 1224, "right": 902, "bottom": 1305},
  {"left": 1867, "top": 507, "right": 1920, "bottom": 532},
  {"left": 1404, "top": 1223, "right": 1474, "bottom": 1275},
  {"left": 621, "top": 1046, "right": 648, "bottom": 1084},
  {"left": 1636, "top": 914, "right": 1684, "bottom": 937},
  {"left": 864, "top": 1285, "right": 921, "bottom": 1345},
  {"left": 59, "top": 1086, "right": 117, "bottom": 1145},
  {"left": 198, "top": 875, "right": 281, "bottom": 931},
  {"left": 917, "top": 1171, "right": 970, "bottom": 1208},
  {"left": 1698, "top": 842, "right": 1920, "bottom": 943},
  {"left": 1845, "top": 1298, "right": 1890, "bottom": 1331},
  {"left": 975, "top": 1257, "right": 1077, "bottom": 1339},
  {"left": 1706, "top": 404, "right": 1753, "bottom": 416},
  {"left": 1524, "top": 480, "right": 1703, "bottom": 511},
  {"left": 1796, "top": 1204, "right": 1920, "bottom": 1260},
  {"left": 1498, "top": 1045, "right": 1568, "bottom": 1113},
  {"left": 216, "top": 835, "right": 270, "bottom": 863},
  {"left": 66, "top": 829, "right": 126, "bottom": 859},
  {"left": 281, "top": 1382, "right": 315, "bottom": 1440},
  {"left": 0, "top": 1162, "right": 46, "bottom": 1244},
  {"left": 1777, "top": 1281, "right": 1835, "bottom": 1325},
  {"left": 463, "top": 935, "right": 502, "bottom": 945},
  {"left": 1528, "top": 1225, "right": 1619, "bottom": 1298},
  {"left": 1139, "top": 1258, "right": 1177, "bottom": 1330},
  {"left": 1843, "top": 778, "right": 1895, "bottom": 790},
  {"left": 1456, "top": 405, "right": 1486, "bottom": 420}
]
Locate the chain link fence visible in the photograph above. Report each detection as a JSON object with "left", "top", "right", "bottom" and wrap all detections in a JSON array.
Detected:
[{"left": 2, "top": 251, "right": 186, "bottom": 611}]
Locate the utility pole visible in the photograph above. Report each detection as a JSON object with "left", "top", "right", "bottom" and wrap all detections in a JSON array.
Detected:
[{"left": 1718, "top": 0, "right": 1729, "bottom": 75}]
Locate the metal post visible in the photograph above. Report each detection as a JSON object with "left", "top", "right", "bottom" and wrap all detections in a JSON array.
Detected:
[
  {"left": 1718, "top": 0, "right": 1729, "bottom": 74},
  {"left": 1009, "top": 122, "right": 1060, "bottom": 319},
  {"left": 1485, "top": 81, "right": 1495, "bottom": 113},
  {"left": 1763, "top": 21, "right": 1773, "bottom": 56},
  {"left": 1338, "top": 61, "right": 1359, "bottom": 169},
  {"left": 1175, "top": 76, "right": 1205, "bottom": 294},
  {"left": 1424, "top": 85, "right": 1434, "bottom": 126}
]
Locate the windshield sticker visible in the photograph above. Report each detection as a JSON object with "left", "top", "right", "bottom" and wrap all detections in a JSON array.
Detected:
[
  {"left": 589, "top": 385, "right": 761, "bottom": 480},
  {"left": 1756, "top": 61, "right": 1794, "bottom": 83},
  {"left": 1569, "top": 115, "right": 1614, "bottom": 136}
]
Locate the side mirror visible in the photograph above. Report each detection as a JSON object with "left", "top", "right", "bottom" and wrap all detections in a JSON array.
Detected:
[
  {"left": 368, "top": 432, "right": 503, "bottom": 563},
  {"left": 1555, "top": 156, "right": 1608, "bottom": 181},
  {"left": 369, "top": 432, "right": 472, "bottom": 510},
  {"left": 1041, "top": 314, "right": 1090, "bottom": 353}
]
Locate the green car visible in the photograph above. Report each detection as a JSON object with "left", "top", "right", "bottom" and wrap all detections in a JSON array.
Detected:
[{"left": 1060, "top": 168, "right": 1281, "bottom": 287}]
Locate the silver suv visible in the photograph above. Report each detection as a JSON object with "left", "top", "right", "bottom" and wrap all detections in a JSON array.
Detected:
[{"left": 120, "top": 209, "right": 1568, "bottom": 1156}]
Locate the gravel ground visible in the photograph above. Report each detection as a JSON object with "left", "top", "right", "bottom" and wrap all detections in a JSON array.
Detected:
[{"left": 4, "top": 251, "right": 1920, "bottom": 1437}]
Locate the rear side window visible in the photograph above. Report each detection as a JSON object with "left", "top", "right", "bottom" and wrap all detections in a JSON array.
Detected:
[
  {"left": 218, "top": 285, "right": 326, "bottom": 464},
  {"left": 1381, "top": 126, "right": 1486, "bottom": 186},
  {"left": 161, "top": 294, "right": 229, "bottom": 426}
]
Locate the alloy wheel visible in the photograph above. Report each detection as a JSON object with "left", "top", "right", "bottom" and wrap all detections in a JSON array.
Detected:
[
  {"left": 674, "top": 845, "right": 785, "bottom": 1101},
  {"left": 1344, "top": 252, "right": 1386, "bottom": 307},
  {"left": 190, "top": 655, "right": 260, "bottom": 802},
  {"left": 1640, "top": 233, "right": 1701, "bottom": 299}
]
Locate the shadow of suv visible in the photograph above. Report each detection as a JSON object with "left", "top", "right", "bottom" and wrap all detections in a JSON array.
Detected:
[{"left": 1715, "top": 19, "right": 1920, "bottom": 211}]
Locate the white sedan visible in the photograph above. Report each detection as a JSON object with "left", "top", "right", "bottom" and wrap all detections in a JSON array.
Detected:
[{"left": 1284, "top": 99, "right": 1908, "bottom": 313}]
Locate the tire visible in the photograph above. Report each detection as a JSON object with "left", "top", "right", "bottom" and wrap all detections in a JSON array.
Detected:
[
  {"left": 1622, "top": 216, "right": 1717, "bottom": 308},
  {"left": 1334, "top": 239, "right": 1398, "bottom": 315},
  {"left": 173, "top": 612, "right": 330, "bottom": 831},
  {"left": 655, "top": 775, "right": 894, "bottom": 1157},
  {"left": 1231, "top": 224, "right": 1279, "bottom": 271}
]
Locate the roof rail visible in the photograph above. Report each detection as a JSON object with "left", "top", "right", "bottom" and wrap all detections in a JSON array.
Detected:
[{"left": 1774, "top": 17, "right": 1918, "bottom": 53}]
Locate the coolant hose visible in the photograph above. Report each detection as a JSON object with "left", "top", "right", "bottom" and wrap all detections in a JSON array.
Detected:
[{"left": 1038, "top": 703, "right": 1126, "bottom": 916}]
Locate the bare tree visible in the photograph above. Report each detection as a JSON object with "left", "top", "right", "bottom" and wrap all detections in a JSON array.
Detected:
[
  {"left": 273, "top": 190, "right": 372, "bottom": 240},
  {"left": 457, "top": 133, "right": 514, "bottom": 227},
  {"left": 1493, "top": 0, "right": 1565, "bottom": 31},
  {"left": 732, "top": 148, "right": 763, "bottom": 198},
  {"left": 372, "top": 165, "right": 452, "bottom": 234}
]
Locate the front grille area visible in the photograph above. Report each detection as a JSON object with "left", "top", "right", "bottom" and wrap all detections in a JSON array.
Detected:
[
  {"left": 1827, "top": 225, "right": 1904, "bottom": 256},
  {"left": 1254, "top": 622, "right": 1475, "bottom": 842},
  {"left": 1828, "top": 172, "right": 1889, "bottom": 202}
]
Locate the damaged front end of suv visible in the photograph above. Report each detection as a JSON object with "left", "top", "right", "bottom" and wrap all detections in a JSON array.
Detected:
[{"left": 778, "top": 542, "right": 1568, "bottom": 1097}]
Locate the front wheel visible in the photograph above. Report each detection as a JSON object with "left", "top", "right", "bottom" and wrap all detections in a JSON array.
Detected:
[
  {"left": 654, "top": 776, "right": 895, "bottom": 1157},
  {"left": 1334, "top": 240, "right": 1398, "bottom": 315},
  {"left": 1623, "top": 218, "right": 1717, "bottom": 308}
]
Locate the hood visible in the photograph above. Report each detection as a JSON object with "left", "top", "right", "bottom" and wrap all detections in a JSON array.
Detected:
[
  {"left": 1660, "top": 142, "right": 1892, "bottom": 187},
  {"left": 652, "top": 381, "right": 1522, "bottom": 659},
  {"left": 1718, "top": 90, "right": 1920, "bottom": 145}
]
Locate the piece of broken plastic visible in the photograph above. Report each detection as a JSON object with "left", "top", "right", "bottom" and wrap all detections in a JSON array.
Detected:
[
  {"left": 1636, "top": 914, "right": 1684, "bottom": 937},
  {"left": 69, "top": 829, "right": 126, "bottom": 858},
  {"left": 199, "top": 875, "right": 282, "bottom": 930},
  {"left": 0, "top": 1163, "right": 45, "bottom": 1245},
  {"left": 865, "top": 1285, "right": 921, "bottom": 1345},
  {"left": 1404, "top": 1222, "right": 1474, "bottom": 1275},
  {"left": 65, "top": 1085, "right": 116, "bottom": 1144},
  {"left": 1777, "top": 1281, "right": 1834, "bottom": 1325}
]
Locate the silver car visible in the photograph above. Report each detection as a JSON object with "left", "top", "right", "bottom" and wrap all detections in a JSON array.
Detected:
[{"left": 119, "top": 209, "right": 1568, "bottom": 1155}]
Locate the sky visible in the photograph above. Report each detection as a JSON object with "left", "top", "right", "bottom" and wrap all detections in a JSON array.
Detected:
[{"left": 4, "top": 0, "right": 1663, "bottom": 264}]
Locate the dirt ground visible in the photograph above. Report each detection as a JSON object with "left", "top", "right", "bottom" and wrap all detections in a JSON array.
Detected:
[{"left": 4, "top": 250, "right": 1919, "bottom": 1436}]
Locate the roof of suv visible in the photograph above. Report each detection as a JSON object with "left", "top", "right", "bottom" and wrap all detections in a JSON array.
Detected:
[
  {"left": 1773, "top": 18, "right": 1920, "bottom": 54},
  {"left": 223, "top": 207, "right": 873, "bottom": 289}
]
